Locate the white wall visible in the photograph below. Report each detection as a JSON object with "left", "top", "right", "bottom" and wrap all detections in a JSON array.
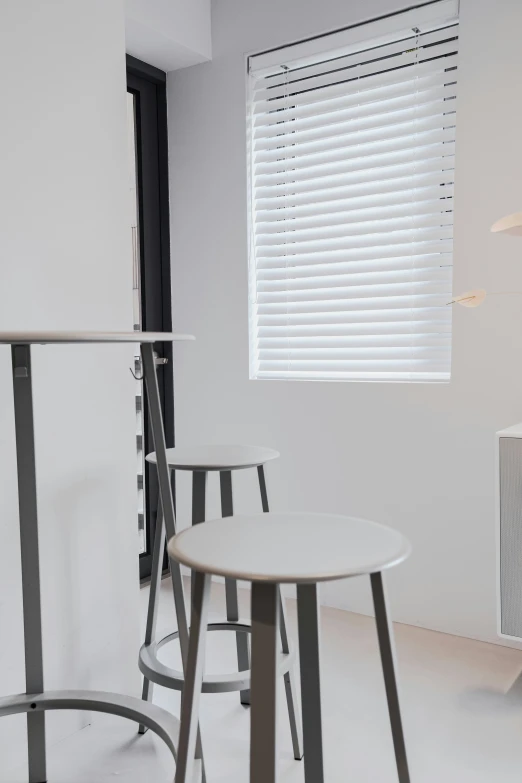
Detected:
[
  {"left": 125, "top": 0, "right": 211, "bottom": 70},
  {"left": 167, "top": 0, "right": 522, "bottom": 646},
  {"left": 0, "top": 0, "right": 140, "bottom": 774}
]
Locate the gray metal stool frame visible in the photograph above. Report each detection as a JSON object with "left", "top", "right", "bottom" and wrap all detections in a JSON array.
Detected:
[
  {"left": 0, "top": 331, "right": 200, "bottom": 783},
  {"left": 138, "top": 445, "right": 303, "bottom": 762},
  {"left": 168, "top": 512, "right": 412, "bottom": 783}
]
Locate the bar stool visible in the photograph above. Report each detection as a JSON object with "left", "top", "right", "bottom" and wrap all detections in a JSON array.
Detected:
[
  {"left": 168, "top": 511, "right": 412, "bottom": 783},
  {"left": 139, "top": 445, "right": 303, "bottom": 761}
]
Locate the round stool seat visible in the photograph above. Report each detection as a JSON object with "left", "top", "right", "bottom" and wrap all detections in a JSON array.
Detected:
[
  {"left": 168, "top": 512, "right": 411, "bottom": 583},
  {"left": 146, "top": 444, "right": 279, "bottom": 471}
]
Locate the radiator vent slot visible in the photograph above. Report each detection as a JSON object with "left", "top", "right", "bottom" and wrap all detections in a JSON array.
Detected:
[{"left": 499, "top": 437, "right": 522, "bottom": 638}]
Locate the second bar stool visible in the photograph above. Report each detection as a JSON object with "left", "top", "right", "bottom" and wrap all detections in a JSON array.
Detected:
[
  {"left": 138, "top": 444, "right": 303, "bottom": 761},
  {"left": 169, "top": 512, "right": 412, "bottom": 783}
]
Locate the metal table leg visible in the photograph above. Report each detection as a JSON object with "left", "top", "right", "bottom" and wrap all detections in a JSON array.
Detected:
[
  {"left": 141, "top": 342, "right": 206, "bottom": 779},
  {"left": 175, "top": 571, "right": 211, "bottom": 783},
  {"left": 139, "top": 502, "right": 166, "bottom": 734},
  {"left": 0, "top": 689, "right": 181, "bottom": 761},
  {"left": 11, "top": 344, "right": 47, "bottom": 783}
]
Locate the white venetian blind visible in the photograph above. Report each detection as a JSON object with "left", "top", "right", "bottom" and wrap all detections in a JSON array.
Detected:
[{"left": 247, "top": 1, "right": 458, "bottom": 382}]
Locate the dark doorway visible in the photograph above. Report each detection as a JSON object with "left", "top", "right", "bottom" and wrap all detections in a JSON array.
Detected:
[{"left": 127, "top": 55, "right": 173, "bottom": 581}]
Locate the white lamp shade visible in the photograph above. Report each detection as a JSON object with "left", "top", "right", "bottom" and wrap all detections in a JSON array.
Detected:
[{"left": 491, "top": 212, "right": 522, "bottom": 236}]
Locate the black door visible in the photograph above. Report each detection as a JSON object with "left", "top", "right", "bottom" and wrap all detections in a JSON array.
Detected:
[{"left": 127, "top": 56, "right": 173, "bottom": 581}]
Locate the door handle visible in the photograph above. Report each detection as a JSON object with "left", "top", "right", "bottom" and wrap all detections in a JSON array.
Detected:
[
  {"left": 131, "top": 352, "right": 168, "bottom": 381},
  {"left": 153, "top": 351, "right": 168, "bottom": 367}
]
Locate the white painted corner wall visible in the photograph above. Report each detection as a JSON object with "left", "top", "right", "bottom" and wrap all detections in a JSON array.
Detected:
[
  {"left": 0, "top": 0, "right": 140, "bottom": 774},
  {"left": 167, "top": 0, "right": 522, "bottom": 646},
  {"left": 125, "top": 0, "right": 212, "bottom": 71}
]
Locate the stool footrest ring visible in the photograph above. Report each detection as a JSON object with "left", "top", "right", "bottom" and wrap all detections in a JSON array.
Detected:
[{"left": 139, "top": 621, "right": 295, "bottom": 693}]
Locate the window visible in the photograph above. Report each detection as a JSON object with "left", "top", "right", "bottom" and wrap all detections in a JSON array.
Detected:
[{"left": 247, "top": 0, "right": 458, "bottom": 382}]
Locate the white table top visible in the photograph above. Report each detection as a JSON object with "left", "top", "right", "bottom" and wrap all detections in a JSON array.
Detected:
[
  {"left": 168, "top": 512, "right": 411, "bottom": 584},
  {"left": 0, "top": 331, "right": 195, "bottom": 345}
]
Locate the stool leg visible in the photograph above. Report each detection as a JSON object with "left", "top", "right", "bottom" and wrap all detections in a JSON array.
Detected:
[
  {"left": 175, "top": 571, "right": 211, "bottom": 783},
  {"left": 297, "top": 583, "right": 324, "bottom": 783},
  {"left": 278, "top": 592, "right": 304, "bottom": 760},
  {"left": 191, "top": 471, "right": 207, "bottom": 598},
  {"left": 258, "top": 464, "right": 303, "bottom": 760},
  {"left": 138, "top": 501, "right": 166, "bottom": 733},
  {"left": 370, "top": 572, "right": 411, "bottom": 783},
  {"left": 192, "top": 471, "right": 207, "bottom": 526},
  {"left": 220, "top": 470, "right": 251, "bottom": 706},
  {"left": 257, "top": 464, "right": 269, "bottom": 512},
  {"left": 251, "top": 582, "right": 280, "bottom": 783}
]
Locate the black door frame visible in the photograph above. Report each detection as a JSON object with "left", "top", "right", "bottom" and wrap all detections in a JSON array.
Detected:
[{"left": 127, "top": 55, "right": 174, "bottom": 581}]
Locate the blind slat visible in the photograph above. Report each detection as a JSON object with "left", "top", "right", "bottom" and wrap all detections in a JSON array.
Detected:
[
  {"left": 255, "top": 141, "right": 455, "bottom": 190},
  {"left": 255, "top": 173, "right": 455, "bottom": 214},
  {"left": 255, "top": 112, "right": 456, "bottom": 164},
  {"left": 260, "top": 347, "right": 450, "bottom": 360},
  {"left": 258, "top": 254, "right": 453, "bottom": 281},
  {"left": 254, "top": 99, "right": 456, "bottom": 153},
  {"left": 257, "top": 237, "right": 453, "bottom": 265},
  {"left": 259, "top": 372, "right": 450, "bottom": 383},
  {"left": 256, "top": 212, "right": 454, "bottom": 247},
  {"left": 255, "top": 185, "right": 454, "bottom": 223},
  {"left": 257, "top": 307, "right": 451, "bottom": 324},
  {"left": 253, "top": 43, "right": 458, "bottom": 103},
  {"left": 255, "top": 128, "right": 455, "bottom": 180},
  {"left": 259, "top": 321, "right": 451, "bottom": 336},
  {"left": 259, "top": 359, "right": 450, "bottom": 369},
  {"left": 257, "top": 231, "right": 453, "bottom": 262},
  {"left": 258, "top": 266, "right": 451, "bottom": 291},
  {"left": 255, "top": 82, "right": 456, "bottom": 141},
  {"left": 253, "top": 47, "right": 457, "bottom": 117},
  {"left": 255, "top": 151, "right": 455, "bottom": 202},
  {"left": 257, "top": 279, "right": 451, "bottom": 305},
  {"left": 257, "top": 242, "right": 453, "bottom": 269},
  {"left": 254, "top": 85, "right": 456, "bottom": 142},
  {"left": 256, "top": 196, "right": 453, "bottom": 233},
  {"left": 257, "top": 293, "right": 451, "bottom": 315}
]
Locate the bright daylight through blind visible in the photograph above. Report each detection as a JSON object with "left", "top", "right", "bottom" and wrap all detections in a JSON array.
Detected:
[{"left": 247, "top": 1, "right": 458, "bottom": 382}]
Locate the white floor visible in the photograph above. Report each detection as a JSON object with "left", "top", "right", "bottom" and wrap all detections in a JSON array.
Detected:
[{"left": 6, "top": 577, "right": 522, "bottom": 782}]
